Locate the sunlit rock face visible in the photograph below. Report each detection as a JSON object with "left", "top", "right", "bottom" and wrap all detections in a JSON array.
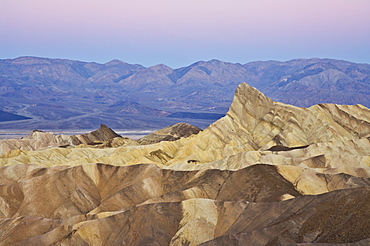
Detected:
[
  {"left": 198, "top": 83, "right": 370, "bottom": 153},
  {"left": 1, "top": 83, "right": 370, "bottom": 245}
]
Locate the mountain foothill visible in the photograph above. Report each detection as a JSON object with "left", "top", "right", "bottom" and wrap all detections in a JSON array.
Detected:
[{"left": 1, "top": 56, "right": 370, "bottom": 129}]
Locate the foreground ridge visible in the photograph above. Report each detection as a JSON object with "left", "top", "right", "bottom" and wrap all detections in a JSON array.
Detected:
[
  {"left": 0, "top": 163, "right": 369, "bottom": 245},
  {"left": 0, "top": 83, "right": 370, "bottom": 245}
]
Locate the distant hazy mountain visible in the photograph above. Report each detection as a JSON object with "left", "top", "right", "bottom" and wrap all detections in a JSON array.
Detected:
[
  {"left": 244, "top": 58, "right": 370, "bottom": 107},
  {"left": 0, "top": 56, "right": 369, "bottom": 129}
]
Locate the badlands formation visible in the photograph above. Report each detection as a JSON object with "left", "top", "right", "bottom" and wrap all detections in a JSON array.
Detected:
[{"left": 0, "top": 83, "right": 370, "bottom": 245}]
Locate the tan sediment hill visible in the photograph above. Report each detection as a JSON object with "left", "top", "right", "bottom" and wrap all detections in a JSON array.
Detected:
[
  {"left": 137, "top": 122, "right": 202, "bottom": 145},
  {"left": 0, "top": 124, "right": 132, "bottom": 154},
  {"left": 1, "top": 83, "right": 370, "bottom": 245}
]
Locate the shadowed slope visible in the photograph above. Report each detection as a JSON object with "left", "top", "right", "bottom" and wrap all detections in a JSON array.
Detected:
[
  {"left": 0, "top": 164, "right": 302, "bottom": 219},
  {"left": 0, "top": 163, "right": 369, "bottom": 245},
  {"left": 137, "top": 122, "right": 202, "bottom": 145}
]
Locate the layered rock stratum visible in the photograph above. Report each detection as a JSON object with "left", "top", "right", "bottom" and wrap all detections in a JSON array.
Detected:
[{"left": 0, "top": 83, "right": 370, "bottom": 245}]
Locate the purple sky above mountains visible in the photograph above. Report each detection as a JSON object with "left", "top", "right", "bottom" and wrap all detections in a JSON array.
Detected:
[{"left": 1, "top": 0, "right": 370, "bottom": 68}]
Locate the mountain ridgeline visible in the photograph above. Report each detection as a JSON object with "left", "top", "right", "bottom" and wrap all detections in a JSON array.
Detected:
[{"left": 1, "top": 56, "right": 370, "bottom": 129}]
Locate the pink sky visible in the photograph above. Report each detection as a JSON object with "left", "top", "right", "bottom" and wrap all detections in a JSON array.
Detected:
[{"left": 1, "top": 0, "right": 370, "bottom": 67}]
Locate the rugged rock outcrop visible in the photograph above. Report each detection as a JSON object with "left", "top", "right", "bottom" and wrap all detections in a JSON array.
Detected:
[
  {"left": 1, "top": 83, "right": 370, "bottom": 244},
  {"left": 137, "top": 122, "right": 202, "bottom": 145}
]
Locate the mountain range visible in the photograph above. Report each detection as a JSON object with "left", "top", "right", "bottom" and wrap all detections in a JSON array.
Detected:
[{"left": 1, "top": 56, "right": 370, "bottom": 129}]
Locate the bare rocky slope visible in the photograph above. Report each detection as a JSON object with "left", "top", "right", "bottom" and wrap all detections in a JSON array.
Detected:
[{"left": 0, "top": 83, "right": 370, "bottom": 245}]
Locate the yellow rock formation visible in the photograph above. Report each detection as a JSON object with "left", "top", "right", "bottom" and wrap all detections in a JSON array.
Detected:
[{"left": 1, "top": 83, "right": 370, "bottom": 245}]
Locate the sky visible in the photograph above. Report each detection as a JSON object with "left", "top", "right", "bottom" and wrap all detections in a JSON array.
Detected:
[{"left": 1, "top": 0, "right": 370, "bottom": 68}]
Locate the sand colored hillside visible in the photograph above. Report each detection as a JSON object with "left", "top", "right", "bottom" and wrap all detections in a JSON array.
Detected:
[
  {"left": 1, "top": 83, "right": 370, "bottom": 170},
  {"left": 1, "top": 83, "right": 370, "bottom": 245},
  {"left": 0, "top": 124, "right": 130, "bottom": 155}
]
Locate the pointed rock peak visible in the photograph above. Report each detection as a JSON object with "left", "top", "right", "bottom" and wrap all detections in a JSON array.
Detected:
[
  {"left": 73, "top": 124, "right": 122, "bottom": 144},
  {"left": 229, "top": 83, "right": 274, "bottom": 119},
  {"left": 93, "top": 124, "right": 121, "bottom": 139},
  {"left": 234, "top": 83, "right": 273, "bottom": 106}
]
